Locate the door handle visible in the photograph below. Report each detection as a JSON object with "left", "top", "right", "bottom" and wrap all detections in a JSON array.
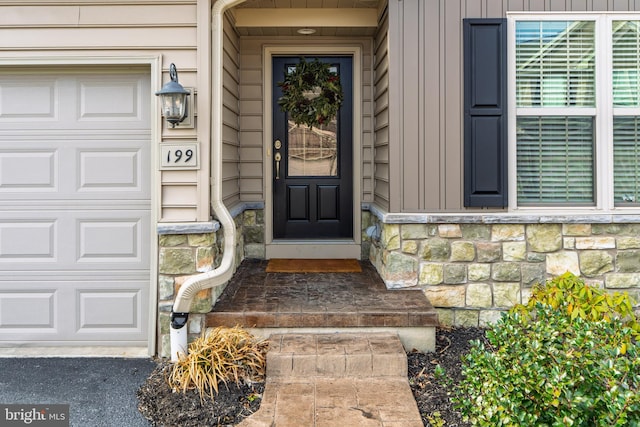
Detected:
[{"left": 274, "top": 152, "right": 282, "bottom": 180}]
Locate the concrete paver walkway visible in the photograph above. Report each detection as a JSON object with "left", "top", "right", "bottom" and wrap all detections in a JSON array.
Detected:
[{"left": 238, "top": 333, "right": 423, "bottom": 427}]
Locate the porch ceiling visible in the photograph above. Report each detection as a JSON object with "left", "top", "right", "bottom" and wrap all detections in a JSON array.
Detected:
[{"left": 231, "top": 0, "right": 383, "bottom": 37}]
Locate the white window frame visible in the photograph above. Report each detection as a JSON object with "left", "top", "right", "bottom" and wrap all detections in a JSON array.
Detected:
[{"left": 508, "top": 12, "right": 640, "bottom": 214}]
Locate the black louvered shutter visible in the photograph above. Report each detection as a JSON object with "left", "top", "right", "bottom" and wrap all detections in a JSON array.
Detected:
[{"left": 463, "top": 18, "right": 507, "bottom": 207}]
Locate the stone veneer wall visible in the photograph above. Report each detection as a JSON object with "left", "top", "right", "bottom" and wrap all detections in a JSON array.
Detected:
[
  {"left": 157, "top": 208, "right": 640, "bottom": 355},
  {"left": 156, "top": 214, "right": 248, "bottom": 357},
  {"left": 243, "top": 209, "right": 265, "bottom": 259},
  {"left": 365, "top": 213, "right": 640, "bottom": 327}
]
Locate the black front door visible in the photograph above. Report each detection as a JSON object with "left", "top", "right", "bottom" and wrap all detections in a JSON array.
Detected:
[{"left": 272, "top": 56, "right": 353, "bottom": 239}]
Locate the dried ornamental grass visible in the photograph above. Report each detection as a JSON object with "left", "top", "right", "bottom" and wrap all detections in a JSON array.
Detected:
[{"left": 168, "top": 326, "right": 267, "bottom": 401}]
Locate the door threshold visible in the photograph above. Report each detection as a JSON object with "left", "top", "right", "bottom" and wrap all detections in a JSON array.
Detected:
[{"left": 266, "top": 241, "right": 361, "bottom": 259}]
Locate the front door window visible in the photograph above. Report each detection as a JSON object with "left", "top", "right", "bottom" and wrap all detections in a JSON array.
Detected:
[{"left": 287, "top": 120, "right": 338, "bottom": 177}]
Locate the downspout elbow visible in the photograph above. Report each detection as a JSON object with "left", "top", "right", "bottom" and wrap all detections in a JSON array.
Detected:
[
  {"left": 171, "top": 215, "right": 235, "bottom": 314},
  {"left": 169, "top": 212, "right": 234, "bottom": 362}
]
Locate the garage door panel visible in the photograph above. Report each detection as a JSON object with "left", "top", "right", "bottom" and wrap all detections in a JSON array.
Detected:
[
  {"left": 79, "top": 149, "right": 142, "bottom": 191},
  {"left": 0, "top": 211, "right": 149, "bottom": 269},
  {"left": 0, "top": 79, "right": 57, "bottom": 121},
  {"left": 73, "top": 282, "right": 148, "bottom": 340},
  {"left": 0, "top": 150, "right": 57, "bottom": 190},
  {"left": 78, "top": 219, "right": 142, "bottom": 262},
  {"left": 0, "top": 281, "right": 147, "bottom": 342},
  {"left": 0, "top": 74, "right": 149, "bottom": 130},
  {"left": 74, "top": 141, "right": 149, "bottom": 197},
  {"left": 77, "top": 289, "right": 142, "bottom": 331},
  {"left": 0, "top": 139, "right": 148, "bottom": 199},
  {"left": 73, "top": 211, "right": 149, "bottom": 267},
  {"left": 0, "top": 290, "right": 56, "bottom": 329},
  {"left": 0, "top": 220, "right": 56, "bottom": 260},
  {"left": 79, "top": 78, "right": 145, "bottom": 122}
]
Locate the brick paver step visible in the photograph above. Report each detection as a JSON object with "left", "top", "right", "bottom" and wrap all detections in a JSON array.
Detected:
[
  {"left": 266, "top": 333, "right": 408, "bottom": 378},
  {"left": 238, "top": 332, "right": 423, "bottom": 427}
]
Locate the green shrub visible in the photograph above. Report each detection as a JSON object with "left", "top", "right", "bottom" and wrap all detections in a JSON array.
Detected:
[
  {"left": 454, "top": 274, "right": 640, "bottom": 426},
  {"left": 513, "top": 272, "right": 639, "bottom": 336},
  {"left": 169, "top": 326, "right": 267, "bottom": 401},
  {"left": 454, "top": 306, "right": 640, "bottom": 426}
]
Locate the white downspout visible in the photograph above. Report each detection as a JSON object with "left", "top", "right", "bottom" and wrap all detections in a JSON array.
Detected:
[{"left": 170, "top": 0, "right": 247, "bottom": 362}]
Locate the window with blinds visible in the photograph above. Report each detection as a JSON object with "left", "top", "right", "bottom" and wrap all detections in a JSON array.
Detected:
[
  {"left": 515, "top": 20, "right": 596, "bottom": 205},
  {"left": 614, "top": 117, "right": 640, "bottom": 203},
  {"left": 613, "top": 21, "right": 640, "bottom": 206},
  {"left": 516, "top": 21, "right": 595, "bottom": 108},
  {"left": 517, "top": 116, "right": 594, "bottom": 204}
]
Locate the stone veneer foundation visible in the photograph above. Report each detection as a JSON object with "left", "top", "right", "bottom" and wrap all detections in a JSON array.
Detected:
[
  {"left": 156, "top": 210, "right": 262, "bottom": 357},
  {"left": 156, "top": 206, "right": 640, "bottom": 356},
  {"left": 365, "top": 210, "right": 640, "bottom": 327}
]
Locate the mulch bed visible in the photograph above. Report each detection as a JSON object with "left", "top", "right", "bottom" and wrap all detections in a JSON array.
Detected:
[
  {"left": 408, "top": 327, "right": 486, "bottom": 426},
  {"left": 137, "top": 327, "right": 486, "bottom": 426},
  {"left": 137, "top": 363, "right": 264, "bottom": 427}
]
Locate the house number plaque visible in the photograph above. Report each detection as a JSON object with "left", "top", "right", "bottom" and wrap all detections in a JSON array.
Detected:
[{"left": 160, "top": 143, "right": 199, "bottom": 170}]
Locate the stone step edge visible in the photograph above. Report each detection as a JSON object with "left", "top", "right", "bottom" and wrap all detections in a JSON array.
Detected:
[
  {"left": 265, "top": 332, "right": 408, "bottom": 378},
  {"left": 205, "top": 310, "right": 440, "bottom": 328}
]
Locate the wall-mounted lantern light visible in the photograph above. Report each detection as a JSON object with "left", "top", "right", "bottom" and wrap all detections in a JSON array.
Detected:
[{"left": 156, "top": 63, "right": 190, "bottom": 128}]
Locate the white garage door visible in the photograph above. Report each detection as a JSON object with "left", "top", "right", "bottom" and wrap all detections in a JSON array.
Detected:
[{"left": 0, "top": 68, "right": 151, "bottom": 348}]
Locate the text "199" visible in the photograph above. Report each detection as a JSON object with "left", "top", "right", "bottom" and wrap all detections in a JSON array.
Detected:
[{"left": 167, "top": 149, "right": 194, "bottom": 163}]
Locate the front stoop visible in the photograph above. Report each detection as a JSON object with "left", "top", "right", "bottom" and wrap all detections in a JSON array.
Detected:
[
  {"left": 205, "top": 260, "right": 438, "bottom": 353},
  {"left": 237, "top": 333, "right": 424, "bottom": 427}
]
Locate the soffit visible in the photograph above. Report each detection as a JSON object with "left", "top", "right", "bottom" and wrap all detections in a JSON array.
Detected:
[{"left": 231, "top": 0, "right": 383, "bottom": 37}]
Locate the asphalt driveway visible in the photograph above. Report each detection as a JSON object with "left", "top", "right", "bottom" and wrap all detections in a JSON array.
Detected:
[{"left": 0, "top": 357, "right": 156, "bottom": 426}]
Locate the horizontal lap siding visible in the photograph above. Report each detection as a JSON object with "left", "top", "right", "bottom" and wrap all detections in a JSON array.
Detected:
[
  {"left": 0, "top": 1, "right": 200, "bottom": 222},
  {"left": 374, "top": 10, "right": 391, "bottom": 211},
  {"left": 384, "top": 0, "right": 640, "bottom": 214},
  {"left": 222, "top": 12, "right": 242, "bottom": 208},
  {"left": 238, "top": 39, "right": 264, "bottom": 202},
  {"left": 238, "top": 37, "right": 374, "bottom": 203},
  {"left": 362, "top": 43, "right": 375, "bottom": 204}
]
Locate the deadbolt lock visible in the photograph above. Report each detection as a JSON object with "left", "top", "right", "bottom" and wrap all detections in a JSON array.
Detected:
[{"left": 274, "top": 139, "right": 282, "bottom": 150}]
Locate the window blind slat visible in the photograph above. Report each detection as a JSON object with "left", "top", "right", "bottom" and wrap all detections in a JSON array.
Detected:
[
  {"left": 517, "top": 116, "right": 594, "bottom": 204},
  {"left": 613, "top": 21, "right": 640, "bottom": 107},
  {"left": 516, "top": 21, "right": 595, "bottom": 108},
  {"left": 614, "top": 117, "right": 640, "bottom": 204},
  {"left": 613, "top": 21, "right": 640, "bottom": 205}
]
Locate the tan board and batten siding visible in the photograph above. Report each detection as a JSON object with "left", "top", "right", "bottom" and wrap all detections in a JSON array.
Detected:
[{"left": 377, "top": 0, "right": 640, "bottom": 214}]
